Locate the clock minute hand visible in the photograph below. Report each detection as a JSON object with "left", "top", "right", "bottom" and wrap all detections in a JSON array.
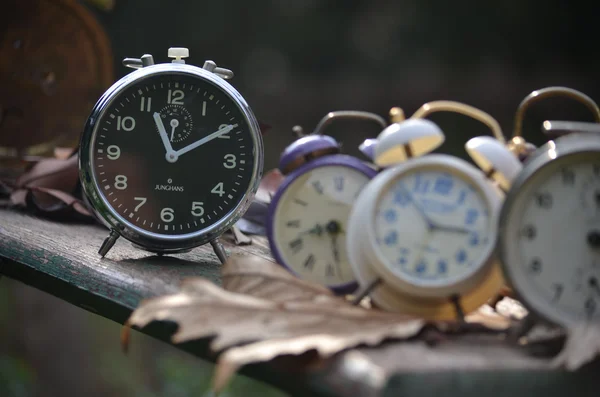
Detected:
[
  {"left": 400, "top": 184, "right": 435, "bottom": 230},
  {"left": 175, "top": 124, "right": 236, "bottom": 157},
  {"left": 433, "top": 224, "right": 472, "bottom": 234}
]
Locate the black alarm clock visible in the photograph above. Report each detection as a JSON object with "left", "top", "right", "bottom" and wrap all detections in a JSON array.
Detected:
[{"left": 79, "top": 47, "right": 263, "bottom": 261}]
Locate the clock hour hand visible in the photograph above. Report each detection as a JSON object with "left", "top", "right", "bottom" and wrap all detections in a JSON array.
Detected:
[
  {"left": 298, "top": 224, "right": 324, "bottom": 237},
  {"left": 175, "top": 124, "right": 236, "bottom": 157},
  {"left": 153, "top": 112, "right": 178, "bottom": 163},
  {"left": 330, "top": 233, "right": 341, "bottom": 263}
]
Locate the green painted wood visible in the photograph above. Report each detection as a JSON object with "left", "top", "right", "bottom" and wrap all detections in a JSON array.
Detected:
[{"left": 1, "top": 208, "right": 598, "bottom": 397}]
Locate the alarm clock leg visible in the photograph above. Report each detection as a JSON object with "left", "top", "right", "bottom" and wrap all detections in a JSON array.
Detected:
[
  {"left": 508, "top": 313, "right": 538, "bottom": 343},
  {"left": 210, "top": 238, "right": 228, "bottom": 264},
  {"left": 450, "top": 294, "right": 467, "bottom": 324},
  {"left": 351, "top": 277, "right": 383, "bottom": 305},
  {"left": 98, "top": 229, "right": 119, "bottom": 257}
]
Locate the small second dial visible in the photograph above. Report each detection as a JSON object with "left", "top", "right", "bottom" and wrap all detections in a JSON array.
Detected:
[{"left": 159, "top": 104, "right": 192, "bottom": 143}]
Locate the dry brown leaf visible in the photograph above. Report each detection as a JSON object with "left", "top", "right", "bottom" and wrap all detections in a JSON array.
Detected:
[
  {"left": 551, "top": 324, "right": 600, "bottom": 370},
  {"left": 494, "top": 297, "right": 528, "bottom": 320},
  {"left": 221, "top": 254, "right": 337, "bottom": 303},
  {"left": 255, "top": 169, "right": 284, "bottom": 203},
  {"left": 465, "top": 305, "right": 512, "bottom": 331},
  {"left": 123, "top": 277, "right": 422, "bottom": 349},
  {"left": 123, "top": 271, "right": 424, "bottom": 392}
]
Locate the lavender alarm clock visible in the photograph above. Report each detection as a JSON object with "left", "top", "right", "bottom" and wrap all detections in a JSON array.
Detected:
[{"left": 266, "top": 111, "right": 386, "bottom": 294}]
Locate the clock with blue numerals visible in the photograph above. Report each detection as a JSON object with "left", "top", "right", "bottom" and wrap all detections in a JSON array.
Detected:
[
  {"left": 266, "top": 111, "right": 385, "bottom": 294},
  {"left": 347, "top": 102, "right": 511, "bottom": 319}
]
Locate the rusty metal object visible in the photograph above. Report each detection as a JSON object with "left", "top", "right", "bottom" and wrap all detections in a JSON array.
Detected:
[{"left": 0, "top": 0, "right": 113, "bottom": 163}]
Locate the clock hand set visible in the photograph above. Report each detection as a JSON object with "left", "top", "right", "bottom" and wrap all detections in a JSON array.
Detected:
[
  {"left": 399, "top": 185, "right": 435, "bottom": 230},
  {"left": 154, "top": 111, "right": 235, "bottom": 163},
  {"left": 399, "top": 184, "right": 475, "bottom": 235}
]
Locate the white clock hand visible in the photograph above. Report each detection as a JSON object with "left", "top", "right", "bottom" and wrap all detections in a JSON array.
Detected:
[
  {"left": 175, "top": 124, "right": 236, "bottom": 157},
  {"left": 170, "top": 119, "right": 179, "bottom": 141},
  {"left": 153, "top": 112, "right": 178, "bottom": 163}
]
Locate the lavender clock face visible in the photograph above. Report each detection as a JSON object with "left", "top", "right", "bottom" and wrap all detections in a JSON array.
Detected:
[
  {"left": 91, "top": 72, "right": 256, "bottom": 236},
  {"left": 270, "top": 162, "right": 374, "bottom": 290}
]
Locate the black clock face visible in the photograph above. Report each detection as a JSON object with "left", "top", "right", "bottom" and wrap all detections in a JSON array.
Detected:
[{"left": 91, "top": 71, "right": 257, "bottom": 236}]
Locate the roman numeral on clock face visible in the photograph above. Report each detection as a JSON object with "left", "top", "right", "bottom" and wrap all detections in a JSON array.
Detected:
[{"left": 289, "top": 238, "right": 303, "bottom": 254}]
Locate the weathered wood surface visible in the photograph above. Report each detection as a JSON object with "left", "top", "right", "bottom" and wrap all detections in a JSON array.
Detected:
[{"left": 1, "top": 208, "right": 599, "bottom": 397}]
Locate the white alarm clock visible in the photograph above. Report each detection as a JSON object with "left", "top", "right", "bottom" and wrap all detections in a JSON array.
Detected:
[
  {"left": 347, "top": 101, "right": 519, "bottom": 320},
  {"left": 497, "top": 86, "right": 600, "bottom": 327},
  {"left": 500, "top": 128, "right": 600, "bottom": 326}
]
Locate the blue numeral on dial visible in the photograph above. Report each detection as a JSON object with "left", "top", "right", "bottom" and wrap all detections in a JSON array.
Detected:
[
  {"left": 437, "top": 260, "right": 448, "bottom": 274},
  {"left": 384, "top": 231, "right": 398, "bottom": 246},
  {"left": 394, "top": 190, "right": 410, "bottom": 206},
  {"left": 465, "top": 208, "right": 478, "bottom": 225},
  {"left": 384, "top": 209, "right": 397, "bottom": 223},
  {"left": 456, "top": 189, "right": 467, "bottom": 205},
  {"left": 469, "top": 233, "right": 479, "bottom": 246},
  {"left": 413, "top": 174, "right": 430, "bottom": 194},
  {"left": 433, "top": 175, "right": 453, "bottom": 195}
]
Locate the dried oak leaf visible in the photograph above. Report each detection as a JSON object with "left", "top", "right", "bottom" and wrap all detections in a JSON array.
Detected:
[
  {"left": 234, "top": 169, "right": 284, "bottom": 236},
  {"left": 221, "top": 254, "right": 336, "bottom": 303},
  {"left": 551, "top": 324, "right": 600, "bottom": 370},
  {"left": 465, "top": 305, "right": 512, "bottom": 331},
  {"left": 123, "top": 256, "right": 423, "bottom": 392}
]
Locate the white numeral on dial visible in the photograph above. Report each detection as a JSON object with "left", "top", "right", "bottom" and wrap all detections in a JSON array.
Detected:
[
  {"left": 191, "top": 202, "right": 204, "bottom": 216},
  {"left": 107, "top": 145, "right": 120, "bottom": 160},
  {"left": 223, "top": 154, "right": 236, "bottom": 169},
  {"left": 114, "top": 175, "right": 127, "bottom": 190},
  {"left": 217, "top": 124, "right": 231, "bottom": 139},
  {"left": 134, "top": 197, "right": 147, "bottom": 212},
  {"left": 211, "top": 182, "right": 225, "bottom": 197},
  {"left": 161, "top": 208, "right": 174, "bottom": 222},
  {"left": 140, "top": 97, "right": 152, "bottom": 112},
  {"left": 167, "top": 89, "right": 184, "bottom": 105},
  {"left": 117, "top": 116, "right": 136, "bottom": 131}
]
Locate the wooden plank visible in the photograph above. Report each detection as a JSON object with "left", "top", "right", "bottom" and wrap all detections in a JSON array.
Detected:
[
  {"left": 0, "top": 208, "right": 316, "bottom": 395},
  {"left": 1, "top": 208, "right": 599, "bottom": 397}
]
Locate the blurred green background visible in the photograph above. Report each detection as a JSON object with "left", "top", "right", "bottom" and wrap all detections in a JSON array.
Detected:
[
  {"left": 1, "top": 0, "right": 599, "bottom": 395},
  {"left": 0, "top": 277, "right": 286, "bottom": 397}
]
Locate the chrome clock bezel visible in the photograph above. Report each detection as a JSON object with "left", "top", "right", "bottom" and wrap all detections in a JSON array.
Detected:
[{"left": 79, "top": 63, "right": 263, "bottom": 253}]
